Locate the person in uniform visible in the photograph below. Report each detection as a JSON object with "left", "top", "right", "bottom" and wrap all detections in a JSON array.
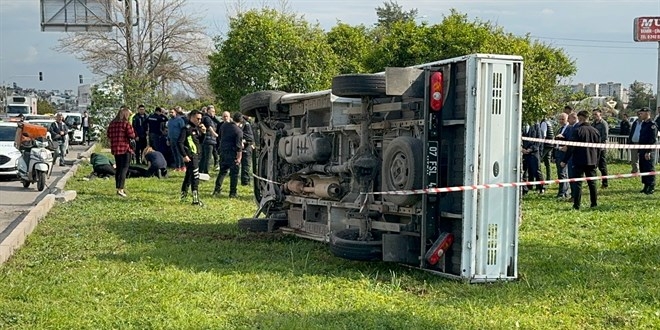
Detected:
[
  {"left": 178, "top": 110, "right": 206, "bottom": 206},
  {"left": 213, "top": 112, "right": 243, "bottom": 198},
  {"left": 637, "top": 107, "right": 658, "bottom": 194},
  {"left": 561, "top": 110, "right": 600, "bottom": 210}
]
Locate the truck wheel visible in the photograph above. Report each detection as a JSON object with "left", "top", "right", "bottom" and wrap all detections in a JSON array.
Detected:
[
  {"left": 21, "top": 179, "right": 30, "bottom": 188},
  {"left": 239, "top": 91, "right": 287, "bottom": 117},
  {"left": 237, "top": 218, "right": 287, "bottom": 233},
  {"left": 331, "top": 74, "right": 386, "bottom": 98},
  {"left": 382, "top": 136, "right": 423, "bottom": 206},
  {"left": 329, "top": 228, "right": 382, "bottom": 261},
  {"left": 37, "top": 171, "right": 46, "bottom": 191}
]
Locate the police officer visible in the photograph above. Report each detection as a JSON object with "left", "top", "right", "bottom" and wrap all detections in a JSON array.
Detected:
[
  {"left": 178, "top": 110, "right": 206, "bottom": 206},
  {"left": 132, "top": 105, "right": 149, "bottom": 164},
  {"left": 213, "top": 112, "right": 243, "bottom": 198},
  {"left": 240, "top": 116, "right": 254, "bottom": 186},
  {"left": 637, "top": 107, "right": 658, "bottom": 194}
]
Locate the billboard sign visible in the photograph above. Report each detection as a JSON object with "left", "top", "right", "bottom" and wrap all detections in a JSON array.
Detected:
[{"left": 634, "top": 17, "right": 660, "bottom": 42}]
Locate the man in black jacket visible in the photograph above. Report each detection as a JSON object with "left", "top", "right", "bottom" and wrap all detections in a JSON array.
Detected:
[
  {"left": 561, "top": 110, "right": 601, "bottom": 210},
  {"left": 240, "top": 116, "right": 254, "bottom": 186},
  {"left": 521, "top": 122, "right": 544, "bottom": 194},
  {"left": 591, "top": 109, "right": 609, "bottom": 188},
  {"left": 638, "top": 107, "right": 658, "bottom": 194},
  {"left": 213, "top": 112, "right": 243, "bottom": 198},
  {"left": 178, "top": 110, "right": 206, "bottom": 206},
  {"left": 628, "top": 110, "right": 643, "bottom": 173},
  {"left": 132, "top": 105, "right": 149, "bottom": 164}
]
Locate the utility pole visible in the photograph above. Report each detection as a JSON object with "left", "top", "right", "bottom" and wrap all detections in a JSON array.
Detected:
[{"left": 125, "top": 0, "right": 133, "bottom": 73}]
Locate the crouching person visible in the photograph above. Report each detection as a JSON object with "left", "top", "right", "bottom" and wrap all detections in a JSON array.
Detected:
[
  {"left": 89, "top": 153, "right": 115, "bottom": 179},
  {"left": 178, "top": 110, "right": 206, "bottom": 206},
  {"left": 143, "top": 146, "right": 168, "bottom": 178}
]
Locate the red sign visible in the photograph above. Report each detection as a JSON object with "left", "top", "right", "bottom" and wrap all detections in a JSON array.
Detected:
[{"left": 634, "top": 17, "right": 660, "bottom": 42}]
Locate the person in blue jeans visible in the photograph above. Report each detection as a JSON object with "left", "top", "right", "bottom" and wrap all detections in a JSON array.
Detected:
[{"left": 167, "top": 107, "right": 186, "bottom": 171}]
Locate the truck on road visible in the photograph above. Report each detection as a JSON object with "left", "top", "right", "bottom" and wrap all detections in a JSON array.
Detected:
[{"left": 4, "top": 95, "right": 38, "bottom": 118}]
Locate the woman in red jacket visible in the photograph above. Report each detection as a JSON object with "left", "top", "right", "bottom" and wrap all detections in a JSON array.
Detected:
[{"left": 107, "top": 106, "right": 136, "bottom": 197}]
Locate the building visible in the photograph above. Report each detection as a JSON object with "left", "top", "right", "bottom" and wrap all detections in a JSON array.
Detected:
[{"left": 584, "top": 83, "right": 599, "bottom": 96}]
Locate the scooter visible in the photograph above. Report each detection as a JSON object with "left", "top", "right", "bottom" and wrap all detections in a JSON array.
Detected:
[{"left": 17, "top": 139, "right": 54, "bottom": 192}]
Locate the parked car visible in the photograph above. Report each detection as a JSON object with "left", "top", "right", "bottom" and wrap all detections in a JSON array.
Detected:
[
  {"left": 0, "top": 122, "right": 21, "bottom": 177},
  {"left": 63, "top": 112, "right": 84, "bottom": 144}
]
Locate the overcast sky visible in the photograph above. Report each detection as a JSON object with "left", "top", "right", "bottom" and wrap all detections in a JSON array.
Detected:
[{"left": 1, "top": 0, "right": 659, "bottom": 92}]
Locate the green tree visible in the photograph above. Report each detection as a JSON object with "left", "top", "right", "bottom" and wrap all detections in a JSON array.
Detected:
[
  {"left": 208, "top": 8, "right": 338, "bottom": 110},
  {"left": 375, "top": 1, "right": 418, "bottom": 27},
  {"left": 364, "top": 10, "right": 575, "bottom": 122},
  {"left": 36, "top": 99, "right": 56, "bottom": 115},
  {"left": 627, "top": 81, "right": 655, "bottom": 110},
  {"left": 326, "top": 23, "right": 373, "bottom": 74}
]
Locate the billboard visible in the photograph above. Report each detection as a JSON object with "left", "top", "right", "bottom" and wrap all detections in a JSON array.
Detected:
[
  {"left": 40, "top": 0, "right": 114, "bottom": 32},
  {"left": 633, "top": 17, "right": 660, "bottom": 42}
]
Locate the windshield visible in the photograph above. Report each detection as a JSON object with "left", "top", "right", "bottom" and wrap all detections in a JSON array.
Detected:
[
  {"left": 6, "top": 105, "right": 29, "bottom": 114},
  {"left": 65, "top": 116, "right": 81, "bottom": 126},
  {"left": 0, "top": 126, "right": 17, "bottom": 141}
]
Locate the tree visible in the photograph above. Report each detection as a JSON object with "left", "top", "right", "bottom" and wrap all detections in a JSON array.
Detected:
[
  {"left": 364, "top": 10, "right": 575, "bottom": 122},
  {"left": 627, "top": 81, "right": 655, "bottom": 110},
  {"left": 208, "top": 8, "right": 338, "bottom": 110},
  {"left": 54, "top": 0, "right": 211, "bottom": 109},
  {"left": 375, "top": 1, "right": 418, "bottom": 27},
  {"left": 36, "top": 99, "right": 56, "bottom": 115},
  {"left": 326, "top": 23, "right": 374, "bottom": 74}
]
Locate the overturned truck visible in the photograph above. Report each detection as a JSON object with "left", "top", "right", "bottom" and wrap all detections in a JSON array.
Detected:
[{"left": 239, "top": 54, "right": 523, "bottom": 282}]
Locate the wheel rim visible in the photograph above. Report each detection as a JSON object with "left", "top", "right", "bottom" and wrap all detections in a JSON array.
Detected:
[{"left": 389, "top": 152, "right": 409, "bottom": 189}]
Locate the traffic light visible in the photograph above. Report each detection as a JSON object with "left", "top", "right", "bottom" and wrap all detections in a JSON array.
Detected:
[
  {"left": 79, "top": 75, "right": 83, "bottom": 84},
  {"left": 39, "top": 72, "right": 43, "bottom": 81}
]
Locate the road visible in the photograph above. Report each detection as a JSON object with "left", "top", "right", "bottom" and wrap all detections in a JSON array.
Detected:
[{"left": 0, "top": 144, "right": 90, "bottom": 242}]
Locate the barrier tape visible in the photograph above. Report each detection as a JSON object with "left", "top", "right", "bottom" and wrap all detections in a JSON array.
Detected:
[
  {"left": 253, "top": 170, "right": 657, "bottom": 196},
  {"left": 362, "top": 172, "right": 657, "bottom": 195},
  {"left": 252, "top": 173, "right": 284, "bottom": 185},
  {"left": 521, "top": 136, "right": 660, "bottom": 150}
]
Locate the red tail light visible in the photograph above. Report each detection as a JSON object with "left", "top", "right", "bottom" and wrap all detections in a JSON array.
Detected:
[
  {"left": 425, "top": 232, "right": 454, "bottom": 266},
  {"left": 429, "top": 71, "right": 443, "bottom": 112}
]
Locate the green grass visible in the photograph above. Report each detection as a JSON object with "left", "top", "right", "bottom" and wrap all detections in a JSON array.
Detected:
[{"left": 1, "top": 161, "right": 659, "bottom": 329}]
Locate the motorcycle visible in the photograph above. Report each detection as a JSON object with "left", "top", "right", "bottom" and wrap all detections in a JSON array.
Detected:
[{"left": 17, "top": 138, "right": 54, "bottom": 191}]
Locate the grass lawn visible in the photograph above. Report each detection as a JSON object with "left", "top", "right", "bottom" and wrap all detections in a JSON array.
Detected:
[{"left": 0, "top": 160, "right": 659, "bottom": 329}]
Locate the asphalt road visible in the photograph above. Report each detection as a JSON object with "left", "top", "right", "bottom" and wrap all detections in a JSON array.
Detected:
[{"left": 0, "top": 144, "right": 90, "bottom": 242}]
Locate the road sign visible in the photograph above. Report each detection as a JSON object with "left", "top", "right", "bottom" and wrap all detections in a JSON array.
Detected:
[{"left": 633, "top": 17, "right": 660, "bottom": 42}]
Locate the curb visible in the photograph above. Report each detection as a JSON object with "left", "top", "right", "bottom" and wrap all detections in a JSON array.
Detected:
[{"left": 0, "top": 143, "right": 97, "bottom": 265}]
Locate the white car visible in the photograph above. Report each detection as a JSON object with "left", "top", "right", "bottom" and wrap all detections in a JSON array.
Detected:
[
  {"left": 63, "top": 112, "right": 84, "bottom": 144},
  {"left": 0, "top": 122, "right": 21, "bottom": 177}
]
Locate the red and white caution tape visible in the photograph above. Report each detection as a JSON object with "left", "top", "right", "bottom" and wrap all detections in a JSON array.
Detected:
[
  {"left": 364, "top": 171, "right": 658, "bottom": 195},
  {"left": 252, "top": 173, "right": 284, "bottom": 185},
  {"left": 521, "top": 137, "right": 660, "bottom": 149}
]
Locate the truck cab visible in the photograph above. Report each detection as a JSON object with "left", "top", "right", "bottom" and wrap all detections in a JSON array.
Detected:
[
  {"left": 5, "top": 96, "right": 38, "bottom": 118},
  {"left": 240, "top": 54, "right": 523, "bottom": 282}
]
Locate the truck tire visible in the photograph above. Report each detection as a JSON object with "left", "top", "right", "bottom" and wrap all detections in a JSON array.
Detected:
[
  {"left": 329, "top": 229, "right": 382, "bottom": 261},
  {"left": 237, "top": 218, "right": 287, "bottom": 233},
  {"left": 382, "top": 136, "right": 423, "bottom": 206},
  {"left": 331, "top": 74, "right": 386, "bottom": 98},
  {"left": 239, "top": 91, "right": 287, "bottom": 117}
]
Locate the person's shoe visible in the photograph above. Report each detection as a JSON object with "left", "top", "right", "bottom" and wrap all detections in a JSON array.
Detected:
[
  {"left": 572, "top": 205, "right": 580, "bottom": 210},
  {"left": 229, "top": 194, "right": 238, "bottom": 198},
  {"left": 640, "top": 186, "right": 649, "bottom": 194},
  {"left": 180, "top": 191, "right": 188, "bottom": 202},
  {"left": 590, "top": 203, "right": 597, "bottom": 208},
  {"left": 212, "top": 188, "right": 222, "bottom": 197},
  {"left": 192, "top": 190, "right": 204, "bottom": 206},
  {"left": 601, "top": 185, "right": 608, "bottom": 189},
  {"left": 645, "top": 186, "right": 655, "bottom": 195},
  {"left": 117, "top": 190, "right": 127, "bottom": 198}
]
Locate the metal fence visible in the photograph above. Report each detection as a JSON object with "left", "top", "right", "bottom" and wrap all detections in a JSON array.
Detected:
[{"left": 607, "top": 134, "right": 660, "bottom": 165}]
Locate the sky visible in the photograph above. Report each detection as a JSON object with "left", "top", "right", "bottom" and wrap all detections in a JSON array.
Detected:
[{"left": 1, "top": 0, "right": 659, "bottom": 93}]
